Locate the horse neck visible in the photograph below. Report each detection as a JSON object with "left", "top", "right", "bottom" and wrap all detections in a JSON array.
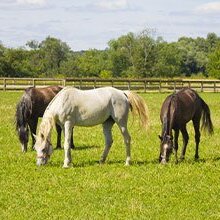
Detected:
[{"left": 162, "top": 95, "right": 176, "bottom": 137}]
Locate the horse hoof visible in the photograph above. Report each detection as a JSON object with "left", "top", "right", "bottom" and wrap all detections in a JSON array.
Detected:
[
  {"left": 99, "top": 160, "right": 105, "bottom": 165},
  {"left": 62, "top": 163, "right": 72, "bottom": 168},
  {"left": 180, "top": 157, "right": 185, "bottom": 161},
  {"left": 125, "top": 161, "right": 131, "bottom": 166}
]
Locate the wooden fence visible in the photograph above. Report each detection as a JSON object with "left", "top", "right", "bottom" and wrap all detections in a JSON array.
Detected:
[{"left": 1, "top": 77, "right": 220, "bottom": 92}]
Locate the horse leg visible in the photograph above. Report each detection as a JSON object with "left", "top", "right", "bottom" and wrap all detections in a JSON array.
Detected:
[
  {"left": 63, "top": 121, "right": 73, "bottom": 168},
  {"left": 180, "top": 125, "right": 189, "bottom": 160},
  {"left": 100, "top": 118, "right": 115, "bottom": 164},
  {"left": 29, "top": 118, "right": 38, "bottom": 150},
  {"left": 174, "top": 129, "right": 179, "bottom": 164},
  {"left": 193, "top": 117, "right": 201, "bottom": 160},
  {"left": 55, "top": 124, "right": 62, "bottom": 149},
  {"left": 70, "top": 127, "right": 75, "bottom": 149},
  {"left": 58, "top": 125, "right": 75, "bottom": 149},
  {"left": 118, "top": 122, "right": 131, "bottom": 166}
]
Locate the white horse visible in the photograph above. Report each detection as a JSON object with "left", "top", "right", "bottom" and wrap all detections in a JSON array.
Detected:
[{"left": 34, "top": 87, "right": 149, "bottom": 167}]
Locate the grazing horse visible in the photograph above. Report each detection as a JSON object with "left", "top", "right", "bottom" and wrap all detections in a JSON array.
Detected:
[
  {"left": 15, "top": 86, "right": 74, "bottom": 152},
  {"left": 159, "top": 88, "right": 213, "bottom": 164},
  {"left": 34, "top": 87, "right": 149, "bottom": 167}
]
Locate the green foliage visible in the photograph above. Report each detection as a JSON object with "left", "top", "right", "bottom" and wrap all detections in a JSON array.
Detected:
[
  {"left": 0, "top": 32, "right": 220, "bottom": 78},
  {"left": 39, "top": 36, "right": 71, "bottom": 77},
  {"left": 153, "top": 43, "right": 182, "bottom": 77},
  {"left": 1, "top": 92, "right": 220, "bottom": 219},
  {"left": 207, "top": 44, "right": 220, "bottom": 78},
  {"left": 100, "top": 70, "right": 113, "bottom": 78}
]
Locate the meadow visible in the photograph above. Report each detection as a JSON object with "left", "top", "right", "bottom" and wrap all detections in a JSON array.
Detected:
[{"left": 0, "top": 91, "right": 220, "bottom": 219}]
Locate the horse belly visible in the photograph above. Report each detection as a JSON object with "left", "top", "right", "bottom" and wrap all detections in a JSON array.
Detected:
[{"left": 75, "top": 111, "right": 110, "bottom": 126}]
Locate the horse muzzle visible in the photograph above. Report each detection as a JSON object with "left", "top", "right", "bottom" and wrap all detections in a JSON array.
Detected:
[{"left": 36, "top": 156, "right": 49, "bottom": 166}]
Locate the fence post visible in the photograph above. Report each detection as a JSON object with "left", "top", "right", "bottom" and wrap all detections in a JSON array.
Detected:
[
  {"left": 128, "top": 80, "right": 131, "bottom": 90},
  {"left": 201, "top": 81, "right": 203, "bottom": 92},
  {"left": 174, "top": 81, "right": 176, "bottom": 92},
  {"left": 159, "top": 80, "right": 161, "bottom": 93},
  {"left": 188, "top": 81, "right": 191, "bottom": 88},
  {"left": 94, "top": 79, "right": 96, "bottom": 88},
  {"left": 3, "top": 78, "right": 6, "bottom": 91},
  {"left": 144, "top": 80, "right": 146, "bottom": 93},
  {"left": 214, "top": 81, "right": 216, "bottom": 92},
  {"left": 63, "top": 79, "right": 66, "bottom": 87},
  {"left": 32, "top": 78, "right": 35, "bottom": 87}
]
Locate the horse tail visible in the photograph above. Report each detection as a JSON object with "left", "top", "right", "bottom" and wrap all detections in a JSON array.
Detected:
[
  {"left": 124, "top": 91, "right": 149, "bottom": 131},
  {"left": 200, "top": 98, "right": 214, "bottom": 135},
  {"left": 15, "top": 92, "right": 32, "bottom": 141}
]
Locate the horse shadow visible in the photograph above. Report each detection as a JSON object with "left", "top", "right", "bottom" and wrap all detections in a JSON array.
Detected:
[{"left": 53, "top": 144, "right": 100, "bottom": 151}]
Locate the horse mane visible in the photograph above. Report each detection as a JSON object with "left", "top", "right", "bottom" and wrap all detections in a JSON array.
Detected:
[
  {"left": 38, "top": 113, "right": 55, "bottom": 142},
  {"left": 162, "top": 93, "right": 177, "bottom": 137},
  {"left": 15, "top": 91, "right": 32, "bottom": 139}
]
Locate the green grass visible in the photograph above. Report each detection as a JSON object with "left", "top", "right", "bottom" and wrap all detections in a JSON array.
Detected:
[{"left": 0, "top": 91, "right": 220, "bottom": 219}]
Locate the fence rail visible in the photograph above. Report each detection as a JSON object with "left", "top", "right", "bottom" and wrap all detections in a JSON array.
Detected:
[{"left": 1, "top": 77, "right": 220, "bottom": 92}]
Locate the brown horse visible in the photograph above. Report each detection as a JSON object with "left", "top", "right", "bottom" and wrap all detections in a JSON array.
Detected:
[
  {"left": 159, "top": 88, "right": 213, "bottom": 164},
  {"left": 15, "top": 86, "right": 74, "bottom": 152}
]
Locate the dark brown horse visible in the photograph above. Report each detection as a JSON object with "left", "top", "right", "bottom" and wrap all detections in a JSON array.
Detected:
[
  {"left": 159, "top": 88, "right": 213, "bottom": 164},
  {"left": 15, "top": 86, "right": 74, "bottom": 152}
]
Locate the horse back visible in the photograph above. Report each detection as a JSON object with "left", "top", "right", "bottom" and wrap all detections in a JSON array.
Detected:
[
  {"left": 26, "top": 86, "right": 62, "bottom": 117},
  {"left": 160, "top": 88, "right": 201, "bottom": 129},
  {"left": 47, "top": 87, "right": 129, "bottom": 126}
]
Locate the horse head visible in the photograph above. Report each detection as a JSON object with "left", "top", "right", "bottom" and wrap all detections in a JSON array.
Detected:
[
  {"left": 159, "top": 134, "right": 173, "bottom": 164},
  {"left": 34, "top": 132, "right": 53, "bottom": 166}
]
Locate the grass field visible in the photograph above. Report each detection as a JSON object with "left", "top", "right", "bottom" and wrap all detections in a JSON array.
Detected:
[{"left": 0, "top": 91, "right": 220, "bottom": 219}]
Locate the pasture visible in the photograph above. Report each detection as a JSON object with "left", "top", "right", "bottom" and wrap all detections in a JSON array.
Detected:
[{"left": 0, "top": 91, "right": 220, "bottom": 219}]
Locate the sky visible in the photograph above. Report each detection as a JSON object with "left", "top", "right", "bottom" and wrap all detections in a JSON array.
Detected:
[{"left": 0, "top": 0, "right": 220, "bottom": 51}]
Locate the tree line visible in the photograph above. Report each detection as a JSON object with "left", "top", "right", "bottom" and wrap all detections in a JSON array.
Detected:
[{"left": 0, "top": 29, "right": 220, "bottom": 78}]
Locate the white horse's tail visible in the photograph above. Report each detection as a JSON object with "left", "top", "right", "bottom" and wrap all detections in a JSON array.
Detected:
[{"left": 124, "top": 91, "right": 149, "bottom": 132}]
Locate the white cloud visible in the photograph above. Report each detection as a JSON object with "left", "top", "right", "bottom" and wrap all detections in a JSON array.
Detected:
[
  {"left": 95, "top": 0, "right": 129, "bottom": 11},
  {"left": 16, "top": 0, "right": 46, "bottom": 5},
  {"left": 196, "top": 2, "right": 220, "bottom": 13}
]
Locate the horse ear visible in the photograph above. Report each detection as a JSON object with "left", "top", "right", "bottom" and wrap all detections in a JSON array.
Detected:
[
  {"left": 158, "top": 135, "right": 162, "bottom": 140},
  {"left": 33, "top": 134, "right": 37, "bottom": 140}
]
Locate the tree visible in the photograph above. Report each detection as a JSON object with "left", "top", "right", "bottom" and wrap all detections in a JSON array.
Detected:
[
  {"left": 207, "top": 44, "right": 220, "bottom": 78},
  {"left": 108, "top": 33, "right": 135, "bottom": 77},
  {"left": 39, "top": 36, "right": 71, "bottom": 76},
  {"left": 206, "top": 33, "right": 220, "bottom": 52},
  {"left": 153, "top": 42, "right": 181, "bottom": 77},
  {"left": 133, "top": 29, "right": 157, "bottom": 77}
]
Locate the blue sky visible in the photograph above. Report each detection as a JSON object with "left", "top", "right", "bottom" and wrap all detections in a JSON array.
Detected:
[{"left": 1, "top": 0, "right": 220, "bottom": 50}]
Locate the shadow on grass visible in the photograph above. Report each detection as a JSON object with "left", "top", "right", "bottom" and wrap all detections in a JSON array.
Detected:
[
  {"left": 54, "top": 145, "right": 100, "bottom": 151},
  {"left": 74, "top": 145, "right": 100, "bottom": 151},
  {"left": 213, "top": 157, "right": 220, "bottom": 161},
  {"left": 45, "top": 156, "right": 220, "bottom": 168}
]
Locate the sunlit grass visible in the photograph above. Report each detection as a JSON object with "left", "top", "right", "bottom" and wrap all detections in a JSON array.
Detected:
[{"left": 0, "top": 91, "right": 220, "bottom": 219}]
